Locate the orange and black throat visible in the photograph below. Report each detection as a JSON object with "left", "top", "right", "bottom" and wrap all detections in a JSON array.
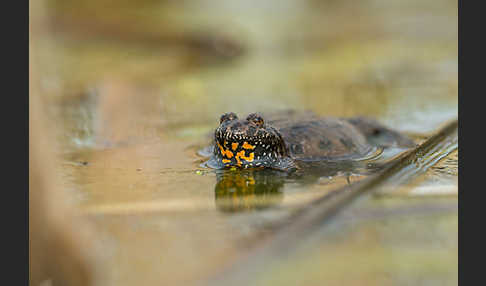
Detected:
[{"left": 213, "top": 112, "right": 288, "bottom": 169}]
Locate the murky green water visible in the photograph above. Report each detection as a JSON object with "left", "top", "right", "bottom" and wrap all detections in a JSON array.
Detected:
[{"left": 38, "top": 0, "right": 457, "bottom": 285}]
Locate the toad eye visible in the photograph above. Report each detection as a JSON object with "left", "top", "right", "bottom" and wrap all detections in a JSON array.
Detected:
[
  {"left": 246, "top": 113, "right": 264, "bottom": 127},
  {"left": 220, "top": 112, "right": 238, "bottom": 124}
]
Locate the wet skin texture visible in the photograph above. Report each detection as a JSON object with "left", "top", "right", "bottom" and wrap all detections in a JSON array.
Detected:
[{"left": 205, "top": 111, "right": 415, "bottom": 172}]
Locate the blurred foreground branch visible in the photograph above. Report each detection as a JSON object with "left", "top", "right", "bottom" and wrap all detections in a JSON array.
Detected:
[{"left": 30, "top": 1, "right": 104, "bottom": 285}]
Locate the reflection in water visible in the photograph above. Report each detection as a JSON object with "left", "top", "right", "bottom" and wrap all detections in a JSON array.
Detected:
[
  {"left": 213, "top": 162, "right": 367, "bottom": 213},
  {"left": 212, "top": 163, "right": 360, "bottom": 213},
  {"left": 214, "top": 169, "right": 286, "bottom": 212},
  {"left": 213, "top": 145, "right": 409, "bottom": 213}
]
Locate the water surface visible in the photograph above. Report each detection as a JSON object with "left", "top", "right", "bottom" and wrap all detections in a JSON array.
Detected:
[{"left": 39, "top": 0, "right": 457, "bottom": 285}]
